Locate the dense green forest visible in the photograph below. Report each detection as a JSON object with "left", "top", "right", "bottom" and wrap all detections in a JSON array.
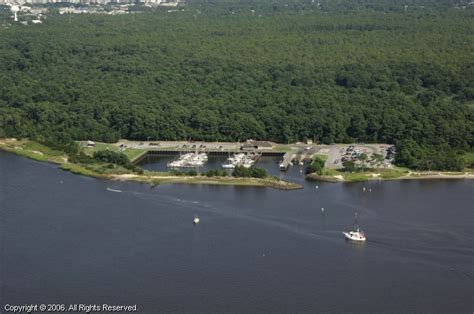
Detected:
[{"left": 0, "top": 0, "right": 473, "bottom": 170}]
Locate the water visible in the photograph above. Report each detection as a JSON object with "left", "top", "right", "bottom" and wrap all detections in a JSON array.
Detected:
[
  {"left": 1, "top": 152, "right": 473, "bottom": 313},
  {"left": 139, "top": 155, "right": 288, "bottom": 176}
]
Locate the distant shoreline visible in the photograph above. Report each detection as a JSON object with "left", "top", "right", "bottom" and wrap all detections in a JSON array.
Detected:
[{"left": 306, "top": 171, "right": 473, "bottom": 183}]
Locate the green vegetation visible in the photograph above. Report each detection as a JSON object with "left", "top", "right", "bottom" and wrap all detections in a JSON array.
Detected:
[
  {"left": 379, "top": 167, "right": 409, "bottom": 179},
  {"left": 93, "top": 149, "right": 131, "bottom": 166},
  {"left": 205, "top": 169, "right": 228, "bottom": 177},
  {"left": 0, "top": 139, "right": 66, "bottom": 163},
  {"left": 0, "top": 0, "right": 472, "bottom": 171},
  {"left": 460, "top": 151, "right": 474, "bottom": 169},
  {"left": 232, "top": 166, "right": 268, "bottom": 178},
  {"left": 81, "top": 142, "right": 144, "bottom": 161},
  {"left": 312, "top": 154, "right": 328, "bottom": 162},
  {"left": 59, "top": 163, "right": 106, "bottom": 178},
  {"left": 306, "top": 156, "right": 325, "bottom": 175},
  {"left": 273, "top": 145, "right": 293, "bottom": 152},
  {"left": 372, "top": 153, "right": 385, "bottom": 170},
  {"left": 74, "top": 149, "right": 145, "bottom": 175},
  {"left": 395, "top": 139, "right": 467, "bottom": 171},
  {"left": 308, "top": 166, "right": 408, "bottom": 182},
  {"left": 170, "top": 169, "right": 198, "bottom": 176},
  {"left": 342, "top": 160, "right": 356, "bottom": 172}
]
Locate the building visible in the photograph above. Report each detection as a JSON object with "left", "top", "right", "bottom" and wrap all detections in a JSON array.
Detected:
[{"left": 241, "top": 140, "right": 274, "bottom": 151}]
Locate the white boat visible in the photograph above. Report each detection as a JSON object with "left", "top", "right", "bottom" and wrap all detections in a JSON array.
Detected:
[
  {"left": 222, "top": 162, "right": 235, "bottom": 169},
  {"left": 167, "top": 152, "right": 208, "bottom": 168},
  {"left": 343, "top": 228, "right": 366, "bottom": 242},
  {"left": 106, "top": 187, "right": 122, "bottom": 193},
  {"left": 242, "top": 160, "right": 254, "bottom": 168},
  {"left": 193, "top": 216, "right": 200, "bottom": 224}
]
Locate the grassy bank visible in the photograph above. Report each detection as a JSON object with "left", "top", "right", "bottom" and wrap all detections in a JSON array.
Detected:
[
  {"left": 110, "top": 173, "right": 301, "bottom": 190},
  {"left": 79, "top": 141, "right": 145, "bottom": 161},
  {"left": 307, "top": 166, "right": 473, "bottom": 182},
  {"left": 0, "top": 139, "right": 67, "bottom": 163},
  {"left": 0, "top": 139, "right": 302, "bottom": 190}
]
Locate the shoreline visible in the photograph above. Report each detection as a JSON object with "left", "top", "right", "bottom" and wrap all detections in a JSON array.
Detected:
[
  {"left": 0, "top": 139, "right": 302, "bottom": 190},
  {"left": 306, "top": 171, "right": 473, "bottom": 183},
  {"left": 1, "top": 139, "right": 472, "bottom": 188}
]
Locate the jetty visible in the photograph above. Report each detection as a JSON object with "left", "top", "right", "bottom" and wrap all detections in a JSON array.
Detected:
[{"left": 279, "top": 152, "right": 296, "bottom": 170}]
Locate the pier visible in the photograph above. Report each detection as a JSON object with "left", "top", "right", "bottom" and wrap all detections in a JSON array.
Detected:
[{"left": 279, "top": 152, "right": 297, "bottom": 170}]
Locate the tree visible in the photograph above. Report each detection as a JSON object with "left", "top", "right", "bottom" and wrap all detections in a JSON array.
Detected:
[
  {"left": 232, "top": 166, "right": 253, "bottom": 178},
  {"left": 232, "top": 166, "right": 267, "bottom": 178},
  {"left": 342, "top": 160, "right": 356, "bottom": 172},
  {"left": 306, "top": 156, "right": 325, "bottom": 175},
  {"left": 93, "top": 150, "right": 131, "bottom": 167},
  {"left": 358, "top": 153, "right": 368, "bottom": 169},
  {"left": 251, "top": 167, "right": 267, "bottom": 178},
  {"left": 372, "top": 153, "right": 384, "bottom": 171}
]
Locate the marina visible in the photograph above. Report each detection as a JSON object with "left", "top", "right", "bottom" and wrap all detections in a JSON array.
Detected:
[
  {"left": 167, "top": 153, "right": 208, "bottom": 168},
  {"left": 221, "top": 153, "right": 258, "bottom": 169},
  {"left": 110, "top": 140, "right": 397, "bottom": 175}
]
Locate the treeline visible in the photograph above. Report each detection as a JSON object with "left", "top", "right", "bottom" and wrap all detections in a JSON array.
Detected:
[
  {"left": 395, "top": 140, "right": 467, "bottom": 171},
  {"left": 171, "top": 166, "right": 267, "bottom": 178},
  {"left": 0, "top": 0, "right": 472, "bottom": 170}
]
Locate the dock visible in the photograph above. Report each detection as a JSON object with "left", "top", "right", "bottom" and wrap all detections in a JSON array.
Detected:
[
  {"left": 279, "top": 152, "right": 296, "bottom": 170},
  {"left": 134, "top": 148, "right": 285, "bottom": 166}
]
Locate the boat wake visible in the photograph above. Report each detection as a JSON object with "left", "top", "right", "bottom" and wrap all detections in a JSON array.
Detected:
[
  {"left": 130, "top": 191, "right": 340, "bottom": 243},
  {"left": 106, "top": 187, "right": 123, "bottom": 193}
]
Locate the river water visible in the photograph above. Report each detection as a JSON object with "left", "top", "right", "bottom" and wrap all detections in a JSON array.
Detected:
[{"left": 1, "top": 152, "right": 473, "bottom": 313}]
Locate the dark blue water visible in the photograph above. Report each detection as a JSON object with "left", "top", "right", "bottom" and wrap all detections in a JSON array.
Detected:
[{"left": 1, "top": 152, "right": 473, "bottom": 313}]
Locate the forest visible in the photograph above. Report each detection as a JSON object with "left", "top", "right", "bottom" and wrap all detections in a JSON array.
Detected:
[{"left": 0, "top": 0, "right": 472, "bottom": 170}]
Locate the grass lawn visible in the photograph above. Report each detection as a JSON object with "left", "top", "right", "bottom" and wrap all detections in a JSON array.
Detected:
[
  {"left": 342, "top": 172, "right": 370, "bottom": 182},
  {"left": 273, "top": 145, "right": 293, "bottom": 152},
  {"left": 378, "top": 167, "right": 409, "bottom": 179},
  {"left": 80, "top": 141, "right": 146, "bottom": 161},
  {"left": 321, "top": 168, "right": 340, "bottom": 176}
]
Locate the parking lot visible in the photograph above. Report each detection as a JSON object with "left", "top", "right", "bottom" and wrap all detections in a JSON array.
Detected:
[{"left": 325, "top": 144, "right": 395, "bottom": 169}]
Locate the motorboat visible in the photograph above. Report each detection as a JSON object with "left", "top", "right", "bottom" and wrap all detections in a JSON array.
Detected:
[
  {"left": 193, "top": 216, "right": 200, "bottom": 224},
  {"left": 221, "top": 153, "right": 254, "bottom": 169},
  {"left": 167, "top": 153, "right": 208, "bottom": 168},
  {"left": 343, "top": 228, "right": 366, "bottom": 242},
  {"left": 222, "top": 162, "right": 235, "bottom": 169}
]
